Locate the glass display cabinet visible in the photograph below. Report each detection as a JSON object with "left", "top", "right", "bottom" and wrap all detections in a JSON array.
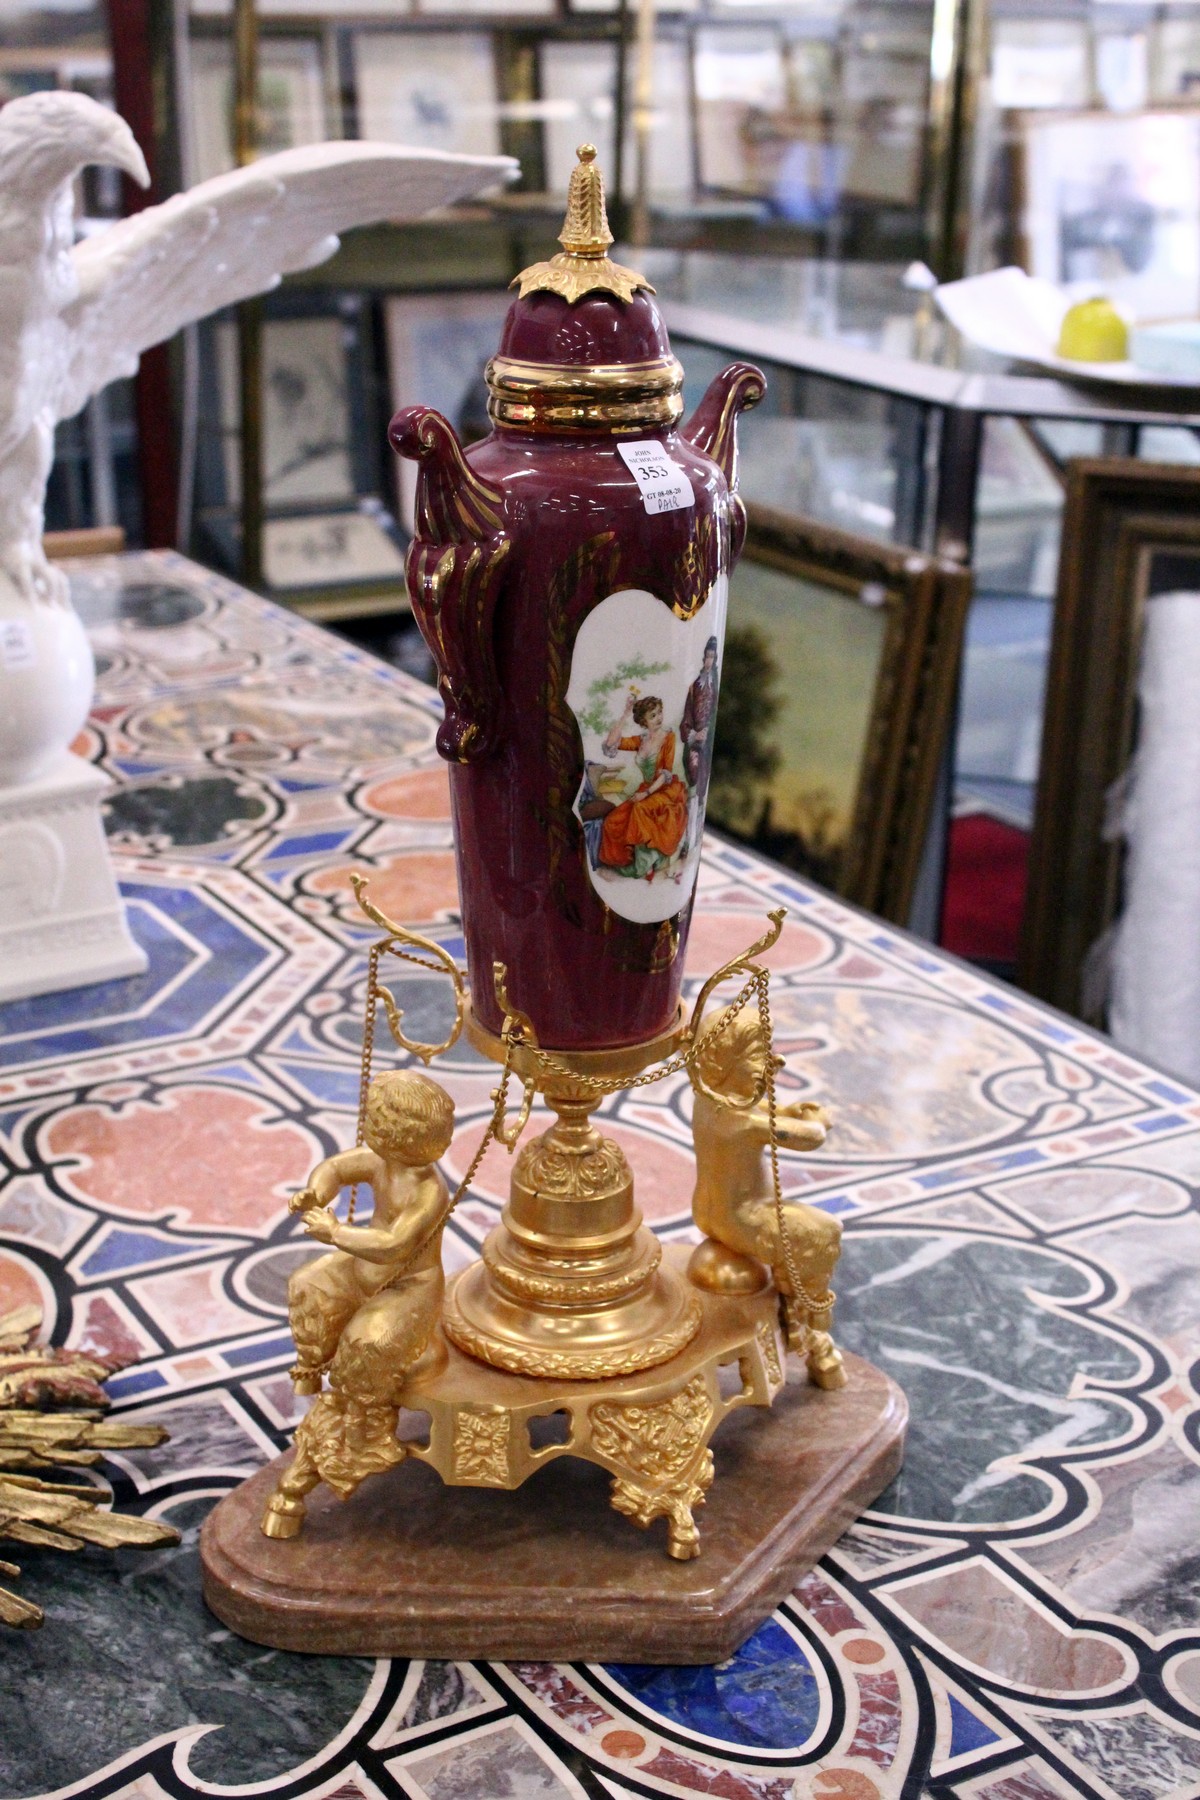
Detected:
[{"left": 645, "top": 249, "right": 1200, "bottom": 941}]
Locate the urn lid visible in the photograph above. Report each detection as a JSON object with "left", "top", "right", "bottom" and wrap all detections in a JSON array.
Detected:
[{"left": 487, "top": 146, "right": 683, "bottom": 434}]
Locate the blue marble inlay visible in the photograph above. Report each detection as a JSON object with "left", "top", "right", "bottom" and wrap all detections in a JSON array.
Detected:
[
  {"left": 105, "top": 1367, "right": 169, "bottom": 1398},
  {"left": 771, "top": 880, "right": 816, "bottom": 906},
  {"left": 262, "top": 830, "right": 356, "bottom": 861},
  {"left": 914, "top": 1167, "right": 966, "bottom": 1191},
  {"left": 0, "top": 883, "right": 270, "bottom": 1067},
  {"left": 948, "top": 1693, "right": 1002, "bottom": 1759},
  {"left": 78, "top": 1226, "right": 221, "bottom": 1277},
  {"left": 1145, "top": 1080, "right": 1191, "bottom": 1104},
  {"left": 608, "top": 1618, "right": 821, "bottom": 1751},
  {"left": 1134, "top": 1114, "right": 1187, "bottom": 1134},
  {"left": 915, "top": 1148, "right": 1045, "bottom": 1191},
  {"left": 198, "top": 1062, "right": 271, "bottom": 1089},
  {"left": 273, "top": 1061, "right": 360, "bottom": 1107},
  {"left": 222, "top": 1333, "right": 295, "bottom": 1368}
]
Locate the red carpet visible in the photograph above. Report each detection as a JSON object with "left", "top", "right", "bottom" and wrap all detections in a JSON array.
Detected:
[{"left": 940, "top": 812, "right": 1030, "bottom": 965}]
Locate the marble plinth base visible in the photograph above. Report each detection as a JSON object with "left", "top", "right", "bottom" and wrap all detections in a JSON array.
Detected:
[
  {"left": 0, "top": 755, "right": 146, "bottom": 1002},
  {"left": 201, "top": 1351, "right": 905, "bottom": 1663}
]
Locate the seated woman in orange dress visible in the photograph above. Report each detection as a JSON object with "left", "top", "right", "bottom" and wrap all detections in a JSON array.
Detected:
[{"left": 597, "top": 694, "right": 689, "bottom": 879}]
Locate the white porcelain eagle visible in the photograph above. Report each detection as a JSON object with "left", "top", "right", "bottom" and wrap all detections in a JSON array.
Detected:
[{"left": 0, "top": 90, "right": 512, "bottom": 787}]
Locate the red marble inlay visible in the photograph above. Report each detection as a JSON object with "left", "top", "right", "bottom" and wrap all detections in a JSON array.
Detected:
[
  {"left": 69, "top": 1293, "right": 147, "bottom": 1365},
  {"left": 836, "top": 956, "right": 885, "bottom": 981},
  {"left": 795, "top": 1571, "right": 864, "bottom": 1636},
  {"left": 845, "top": 1671, "right": 902, "bottom": 1766},
  {"left": 0, "top": 1249, "right": 44, "bottom": 1318},
  {"left": 360, "top": 767, "right": 452, "bottom": 822},
  {"left": 311, "top": 853, "right": 460, "bottom": 925},
  {"left": 45, "top": 1087, "right": 315, "bottom": 1231},
  {"left": 637, "top": 1747, "right": 793, "bottom": 1799},
  {"left": 509, "top": 1663, "right": 611, "bottom": 1733},
  {"left": 685, "top": 912, "right": 831, "bottom": 980}
]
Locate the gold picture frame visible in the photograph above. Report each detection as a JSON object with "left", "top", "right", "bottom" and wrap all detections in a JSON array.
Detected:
[
  {"left": 1020, "top": 458, "right": 1200, "bottom": 1019},
  {"left": 708, "top": 503, "right": 972, "bottom": 923}
]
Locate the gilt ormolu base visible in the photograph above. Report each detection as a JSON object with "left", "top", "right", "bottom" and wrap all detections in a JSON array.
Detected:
[{"left": 200, "top": 1348, "right": 905, "bottom": 1663}]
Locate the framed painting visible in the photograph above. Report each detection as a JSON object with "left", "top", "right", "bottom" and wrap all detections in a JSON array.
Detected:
[
  {"left": 1017, "top": 108, "right": 1200, "bottom": 322},
  {"left": 1019, "top": 460, "right": 1200, "bottom": 1038},
  {"left": 706, "top": 504, "right": 972, "bottom": 923}
]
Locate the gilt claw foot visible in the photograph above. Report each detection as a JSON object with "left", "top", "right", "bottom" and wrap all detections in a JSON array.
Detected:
[
  {"left": 261, "top": 1493, "right": 306, "bottom": 1538},
  {"left": 807, "top": 1330, "right": 847, "bottom": 1390}
]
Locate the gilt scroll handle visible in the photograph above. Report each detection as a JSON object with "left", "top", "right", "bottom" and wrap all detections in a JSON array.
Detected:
[
  {"left": 680, "top": 362, "right": 766, "bottom": 567},
  {"left": 350, "top": 872, "right": 466, "bottom": 1063},
  {"left": 388, "top": 406, "right": 511, "bottom": 764}
]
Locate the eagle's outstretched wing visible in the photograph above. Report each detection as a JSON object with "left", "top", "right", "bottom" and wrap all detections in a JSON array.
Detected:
[{"left": 56, "top": 140, "right": 515, "bottom": 423}]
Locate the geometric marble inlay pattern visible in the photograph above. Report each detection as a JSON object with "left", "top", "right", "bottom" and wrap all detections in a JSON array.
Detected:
[{"left": 1, "top": 553, "right": 1198, "bottom": 1800}]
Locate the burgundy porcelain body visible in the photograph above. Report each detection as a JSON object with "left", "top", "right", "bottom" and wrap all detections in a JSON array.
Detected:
[{"left": 390, "top": 285, "right": 763, "bottom": 1050}]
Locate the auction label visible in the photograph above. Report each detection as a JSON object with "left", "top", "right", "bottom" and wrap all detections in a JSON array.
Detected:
[
  {"left": 0, "top": 620, "right": 36, "bottom": 671},
  {"left": 617, "top": 440, "right": 695, "bottom": 516}
]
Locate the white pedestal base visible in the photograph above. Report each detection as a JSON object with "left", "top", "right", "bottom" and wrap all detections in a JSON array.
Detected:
[{"left": 0, "top": 754, "right": 148, "bottom": 1003}]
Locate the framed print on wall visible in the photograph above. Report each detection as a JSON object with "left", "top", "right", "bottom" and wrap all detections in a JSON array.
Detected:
[
  {"left": 215, "top": 314, "right": 357, "bottom": 509},
  {"left": 706, "top": 504, "right": 972, "bottom": 923},
  {"left": 263, "top": 509, "right": 406, "bottom": 591},
  {"left": 352, "top": 30, "right": 501, "bottom": 159},
  {"left": 1018, "top": 109, "right": 1200, "bottom": 321},
  {"left": 990, "top": 19, "right": 1090, "bottom": 111}
]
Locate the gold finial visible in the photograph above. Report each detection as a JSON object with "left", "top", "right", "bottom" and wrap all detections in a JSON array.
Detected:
[
  {"left": 559, "top": 143, "right": 613, "bottom": 258},
  {"left": 511, "top": 145, "right": 653, "bottom": 306}
]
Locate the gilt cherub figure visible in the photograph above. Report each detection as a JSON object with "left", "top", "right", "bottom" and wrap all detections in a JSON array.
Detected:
[
  {"left": 688, "top": 1003, "right": 846, "bottom": 1390},
  {"left": 261, "top": 1069, "right": 455, "bottom": 1539}
]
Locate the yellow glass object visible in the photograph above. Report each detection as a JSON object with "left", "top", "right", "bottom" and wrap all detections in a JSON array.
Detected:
[{"left": 1057, "top": 297, "right": 1128, "bottom": 363}]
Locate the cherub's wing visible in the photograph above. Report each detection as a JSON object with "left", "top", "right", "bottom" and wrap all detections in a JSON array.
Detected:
[{"left": 56, "top": 140, "right": 514, "bottom": 422}]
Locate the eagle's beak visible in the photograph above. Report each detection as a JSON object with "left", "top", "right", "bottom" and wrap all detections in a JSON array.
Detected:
[
  {"left": 0, "top": 91, "right": 150, "bottom": 204},
  {"left": 89, "top": 108, "right": 150, "bottom": 189}
]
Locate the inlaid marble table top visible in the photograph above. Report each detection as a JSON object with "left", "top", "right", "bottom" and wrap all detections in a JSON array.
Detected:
[{"left": 2, "top": 552, "right": 1198, "bottom": 1800}]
